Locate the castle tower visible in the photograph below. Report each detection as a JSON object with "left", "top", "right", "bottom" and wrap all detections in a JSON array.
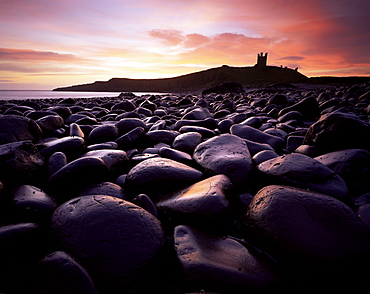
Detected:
[{"left": 256, "top": 52, "right": 268, "bottom": 67}]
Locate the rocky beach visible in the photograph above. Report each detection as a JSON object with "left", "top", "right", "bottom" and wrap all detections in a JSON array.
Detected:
[{"left": 1, "top": 81, "right": 370, "bottom": 294}]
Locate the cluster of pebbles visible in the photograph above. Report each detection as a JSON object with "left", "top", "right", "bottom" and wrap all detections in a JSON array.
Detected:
[{"left": 1, "top": 82, "right": 370, "bottom": 294}]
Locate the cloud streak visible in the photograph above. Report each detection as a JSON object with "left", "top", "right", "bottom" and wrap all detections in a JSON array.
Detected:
[{"left": 0, "top": 0, "right": 369, "bottom": 89}]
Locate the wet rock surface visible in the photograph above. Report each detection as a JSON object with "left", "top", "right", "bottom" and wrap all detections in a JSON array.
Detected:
[{"left": 1, "top": 82, "right": 370, "bottom": 293}]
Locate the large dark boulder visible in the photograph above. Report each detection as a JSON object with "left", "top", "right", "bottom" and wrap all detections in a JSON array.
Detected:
[
  {"left": 0, "top": 141, "right": 44, "bottom": 187},
  {"left": 0, "top": 115, "right": 42, "bottom": 144},
  {"left": 51, "top": 196, "right": 166, "bottom": 293},
  {"left": 303, "top": 110, "right": 370, "bottom": 152}
]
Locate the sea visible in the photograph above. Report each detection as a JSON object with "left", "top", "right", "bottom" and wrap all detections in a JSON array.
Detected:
[{"left": 0, "top": 90, "right": 168, "bottom": 101}]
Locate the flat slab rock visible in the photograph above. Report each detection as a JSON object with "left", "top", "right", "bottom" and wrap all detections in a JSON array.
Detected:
[
  {"left": 51, "top": 195, "right": 165, "bottom": 293},
  {"left": 245, "top": 185, "right": 370, "bottom": 267},
  {"left": 193, "top": 134, "right": 252, "bottom": 185},
  {"left": 256, "top": 152, "right": 349, "bottom": 200},
  {"left": 125, "top": 157, "right": 203, "bottom": 198},
  {"left": 156, "top": 175, "right": 235, "bottom": 228},
  {"left": 174, "top": 225, "right": 277, "bottom": 293}
]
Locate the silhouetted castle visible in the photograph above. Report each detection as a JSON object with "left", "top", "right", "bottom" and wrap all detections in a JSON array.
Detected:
[{"left": 255, "top": 52, "right": 268, "bottom": 67}]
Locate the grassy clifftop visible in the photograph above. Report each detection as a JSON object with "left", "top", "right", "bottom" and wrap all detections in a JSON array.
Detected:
[{"left": 53, "top": 65, "right": 308, "bottom": 92}]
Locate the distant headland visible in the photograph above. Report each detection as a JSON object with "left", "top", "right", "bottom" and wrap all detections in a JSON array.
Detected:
[{"left": 53, "top": 53, "right": 369, "bottom": 92}]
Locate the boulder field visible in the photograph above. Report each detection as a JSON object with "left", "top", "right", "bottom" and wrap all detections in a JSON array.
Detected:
[{"left": 1, "top": 82, "right": 370, "bottom": 293}]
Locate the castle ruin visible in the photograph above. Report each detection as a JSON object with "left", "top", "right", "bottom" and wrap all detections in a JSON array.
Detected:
[{"left": 255, "top": 52, "right": 268, "bottom": 67}]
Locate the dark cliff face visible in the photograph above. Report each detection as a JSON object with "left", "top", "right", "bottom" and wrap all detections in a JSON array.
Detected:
[{"left": 53, "top": 65, "right": 308, "bottom": 92}]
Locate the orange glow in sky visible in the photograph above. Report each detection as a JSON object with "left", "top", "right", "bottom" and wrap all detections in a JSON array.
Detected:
[{"left": 1, "top": 0, "right": 370, "bottom": 90}]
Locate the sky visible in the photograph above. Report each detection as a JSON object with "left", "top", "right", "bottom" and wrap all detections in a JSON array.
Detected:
[{"left": 1, "top": 0, "right": 370, "bottom": 90}]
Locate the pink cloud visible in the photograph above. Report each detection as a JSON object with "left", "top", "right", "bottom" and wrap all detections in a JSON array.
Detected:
[{"left": 0, "top": 48, "right": 83, "bottom": 62}]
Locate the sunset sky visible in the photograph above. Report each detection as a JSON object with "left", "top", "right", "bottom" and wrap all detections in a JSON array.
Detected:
[{"left": 1, "top": 0, "right": 370, "bottom": 90}]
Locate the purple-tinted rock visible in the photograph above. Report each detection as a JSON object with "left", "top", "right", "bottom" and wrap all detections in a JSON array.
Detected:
[
  {"left": 115, "top": 118, "right": 146, "bottom": 135},
  {"left": 69, "top": 122, "right": 85, "bottom": 138},
  {"left": 158, "top": 146, "right": 193, "bottom": 165},
  {"left": 252, "top": 150, "right": 279, "bottom": 166},
  {"left": 38, "top": 136, "right": 85, "bottom": 160},
  {"left": 36, "top": 115, "right": 64, "bottom": 135},
  {"left": 132, "top": 194, "right": 158, "bottom": 217},
  {"left": 303, "top": 110, "right": 370, "bottom": 152},
  {"left": 231, "top": 124, "right": 285, "bottom": 152},
  {"left": 182, "top": 107, "right": 212, "bottom": 120},
  {"left": 0, "top": 115, "right": 42, "bottom": 144},
  {"left": 12, "top": 185, "right": 57, "bottom": 223},
  {"left": 125, "top": 157, "right": 203, "bottom": 198},
  {"left": 51, "top": 196, "right": 165, "bottom": 293},
  {"left": 146, "top": 130, "right": 180, "bottom": 145},
  {"left": 315, "top": 149, "right": 370, "bottom": 197},
  {"left": 157, "top": 175, "right": 236, "bottom": 230},
  {"left": 0, "top": 141, "right": 44, "bottom": 187},
  {"left": 111, "top": 100, "right": 136, "bottom": 112},
  {"left": 86, "top": 141, "right": 118, "bottom": 151},
  {"left": 174, "top": 225, "right": 277, "bottom": 293},
  {"left": 48, "top": 157, "right": 109, "bottom": 201},
  {"left": 115, "top": 126, "right": 146, "bottom": 150},
  {"left": 81, "top": 149, "right": 128, "bottom": 176},
  {"left": 193, "top": 134, "right": 252, "bottom": 185},
  {"left": 278, "top": 96, "right": 319, "bottom": 119},
  {"left": 179, "top": 125, "right": 216, "bottom": 138},
  {"left": 257, "top": 153, "right": 348, "bottom": 200},
  {"left": 47, "top": 151, "right": 67, "bottom": 177},
  {"left": 87, "top": 124, "right": 119, "bottom": 144},
  {"left": 80, "top": 181, "right": 128, "bottom": 200},
  {"left": 33, "top": 251, "right": 97, "bottom": 294},
  {"left": 172, "top": 132, "right": 202, "bottom": 154},
  {"left": 174, "top": 118, "right": 217, "bottom": 130},
  {"left": 245, "top": 185, "right": 370, "bottom": 268}
]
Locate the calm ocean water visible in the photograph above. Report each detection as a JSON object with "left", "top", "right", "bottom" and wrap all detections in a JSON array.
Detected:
[{"left": 0, "top": 90, "right": 167, "bottom": 101}]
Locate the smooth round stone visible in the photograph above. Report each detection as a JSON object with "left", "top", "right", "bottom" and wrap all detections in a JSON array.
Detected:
[
  {"left": 257, "top": 153, "right": 349, "bottom": 200},
  {"left": 172, "top": 132, "right": 202, "bottom": 154},
  {"left": 193, "top": 134, "right": 252, "bottom": 185},
  {"left": 252, "top": 150, "right": 279, "bottom": 166},
  {"left": 263, "top": 128, "right": 288, "bottom": 140},
  {"left": 51, "top": 196, "right": 165, "bottom": 293},
  {"left": 0, "top": 141, "right": 44, "bottom": 188},
  {"left": 239, "top": 116, "right": 262, "bottom": 128},
  {"left": 46, "top": 151, "right": 67, "bottom": 177},
  {"left": 80, "top": 182, "right": 128, "bottom": 200},
  {"left": 38, "top": 136, "right": 85, "bottom": 160},
  {"left": 268, "top": 94, "right": 289, "bottom": 106},
  {"left": 157, "top": 175, "right": 236, "bottom": 229},
  {"left": 182, "top": 107, "right": 212, "bottom": 120},
  {"left": 69, "top": 122, "right": 85, "bottom": 138},
  {"left": 48, "top": 106, "right": 72, "bottom": 120},
  {"left": 111, "top": 100, "right": 136, "bottom": 112},
  {"left": 231, "top": 124, "right": 285, "bottom": 152},
  {"left": 87, "top": 124, "right": 119, "bottom": 144},
  {"left": 48, "top": 157, "right": 109, "bottom": 201},
  {"left": 218, "top": 118, "right": 234, "bottom": 133},
  {"left": 174, "top": 118, "right": 217, "bottom": 130},
  {"left": 12, "top": 185, "right": 57, "bottom": 223},
  {"left": 278, "top": 96, "right": 319, "bottom": 119},
  {"left": 245, "top": 185, "right": 370, "bottom": 268},
  {"left": 303, "top": 110, "right": 370, "bottom": 152},
  {"left": 125, "top": 157, "right": 203, "bottom": 198},
  {"left": 158, "top": 147, "right": 193, "bottom": 166},
  {"left": 148, "top": 119, "right": 166, "bottom": 131},
  {"left": 174, "top": 225, "right": 277, "bottom": 293},
  {"left": 36, "top": 115, "right": 64, "bottom": 135},
  {"left": 81, "top": 149, "right": 128, "bottom": 175},
  {"left": 315, "top": 149, "right": 370, "bottom": 197},
  {"left": 277, "top": 110, "right": 303, "bottom": 123},
  {"left": 132, "top": 194, "right": 158, "bottom": 217},
  {"left": 33, "top": 251, "right": 97, "bottom": 294},
  {"left": 65, "top": 113, "right": 89, "bottom": 125},
  {"left": 115, "top": 118, "right": 146, "bottom": 135},
  {"left": 146, "top": 130, "right": 180, "bottom": 145},
  {"left": 26, "top": 110, "right": 58, "bottom": 120},
  {"left": 179, "top": 125, "right": 216, "bottom": 138},
  {"left": 286, "top": 135, "right": 305, "bottom": 152},
  {"left": 86, "top": 141, "right": 118, "bottom": 151},
  {"left": 115, "top": 126, "right": 146, "bottom": 150},
  {"left": 0, "top": 115, "right": 42, "bottom": 144}
]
